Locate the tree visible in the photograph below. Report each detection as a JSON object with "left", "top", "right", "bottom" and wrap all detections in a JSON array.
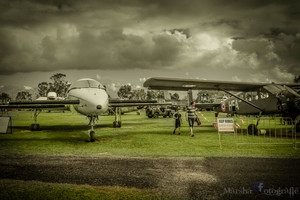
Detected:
[
  {"left": 146, "top": 90, "right": 157, "bottom": 100},
  {"left": 117, "top": 85, "right": 132, "bottom": 99},
  {"left": 37, "top": 82, "right": 50, "bottom": 97},
  {"left": 0, "top": 92, "right": 11, "bottom": 104},
  {"left": 49, "top": 73, "right": 70, "bottom": 97},
  {"left": 157, "top": 91, "right": 164, "bottom": 99},
  {"left": 130, "top": 89, "right": 146, "bottom": 100},
  {"left": 171, "top": 93, "right": 180, "bottom": 101},
  {"left": 15, "top": 91, "right": 32, "bottom": 101},
  {"left": 294, "top": 76, "right": 300, "bottom": 83}
]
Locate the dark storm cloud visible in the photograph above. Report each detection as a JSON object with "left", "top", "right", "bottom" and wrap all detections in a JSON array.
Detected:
[{"left": 0, "top": 0, "right": 299, "bottom": 82}]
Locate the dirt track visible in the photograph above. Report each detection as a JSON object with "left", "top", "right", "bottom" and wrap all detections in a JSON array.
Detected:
[{"left": 1, "top": 155, "right": 300, "bottom": 199}]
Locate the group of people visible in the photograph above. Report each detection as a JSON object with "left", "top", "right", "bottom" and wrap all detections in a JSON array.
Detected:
[{"left": 173, "top": 101, "right": 200, "bottom": 137}]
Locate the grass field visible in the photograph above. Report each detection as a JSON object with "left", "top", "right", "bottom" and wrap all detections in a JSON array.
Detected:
[
  {"left": 0, "top": 110, "right": 299, "bottom": 158},
  {"left": 0, "top": 179, "right": 171, "bottom": 200},
  {"left": 1, "top": 110, "right": 300, "bottom": 200}
]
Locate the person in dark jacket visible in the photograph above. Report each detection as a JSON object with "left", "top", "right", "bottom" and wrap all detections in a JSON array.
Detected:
[{"left": 173, "top": 108, "right": 182, "bottom": 135}]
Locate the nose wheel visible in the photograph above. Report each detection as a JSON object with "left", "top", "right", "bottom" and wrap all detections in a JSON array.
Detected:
[
  {"left": 88, "top": 115, "right": 98, "bottom": 142},
  {"left": 89, "top": 130, "right": 95, "bottom": 142}
]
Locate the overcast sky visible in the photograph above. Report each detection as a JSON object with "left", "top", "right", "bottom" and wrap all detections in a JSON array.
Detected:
[{"left": 0, "top": 0, "right": 300, "bottom": 94}]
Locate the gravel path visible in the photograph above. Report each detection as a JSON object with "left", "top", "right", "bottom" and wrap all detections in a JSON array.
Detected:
[{"left": 1, "top": 155, "right": 300, "bottom": 199}]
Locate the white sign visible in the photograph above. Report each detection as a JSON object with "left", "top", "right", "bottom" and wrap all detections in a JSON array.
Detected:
[
  {"left": 0, "top": 117, "right": 10, "bottom": 134},
  {"left": 217, "top": 118, "right": 234, "bottom": 132}
]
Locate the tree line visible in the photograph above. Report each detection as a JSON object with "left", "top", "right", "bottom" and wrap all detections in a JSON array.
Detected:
[
  {"left": 2, "top": 74, "right": 300, "bottom": 104},
  {"left": 0, "top": 73, "right": 180, "bottom": 103},
  {"left": 0, "top": 73, "right": 70, "bottom": 103},
  {"left": 117, "top": 85, "right": 179, "bottom": 100}
]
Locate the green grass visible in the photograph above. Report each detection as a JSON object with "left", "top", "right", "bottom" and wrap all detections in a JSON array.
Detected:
[
  {"left": 0, "top": 110, "right": 299, "bottom": 158},
  {"left": 0, "top": 179, "right": 170, "bottom": 200}
]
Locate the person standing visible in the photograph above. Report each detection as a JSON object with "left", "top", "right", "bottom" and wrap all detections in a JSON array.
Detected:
[
  {"left": 185, "top": 101, "right": 198, "bottom": 137},
  {"left": 173, "top": 108, "right": 182, "bottom": 135}
]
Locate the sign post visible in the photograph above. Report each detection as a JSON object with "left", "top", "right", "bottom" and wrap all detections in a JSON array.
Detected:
[
  {"left": 217, "top": 118, "right": 236, "bottom": 149},
  {"left": 0, "top": 116, "right": 12, "bottom": 134}
]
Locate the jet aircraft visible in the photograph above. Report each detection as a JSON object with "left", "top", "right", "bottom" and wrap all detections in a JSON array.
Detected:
[
  {"left": 143, "top": 77, "right": 300, "bottom": 134},
  {"left": 0, "top": 78, "right": 170, "bottom": 141}
]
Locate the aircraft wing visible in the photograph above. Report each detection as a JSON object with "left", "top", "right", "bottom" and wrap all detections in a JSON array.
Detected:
[
  {"left": 143, "top": 77, "right": 300, "bottom": 92},
  {"left": 0, "top": 100, "right": 80, "bottom": 110},
  {"left": 108, "top": 99, "right": 172, "bottom": 107}
]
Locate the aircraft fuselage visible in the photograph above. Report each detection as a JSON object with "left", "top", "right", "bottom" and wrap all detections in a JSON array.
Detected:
[{"left": 218, "top": 90, "right": 300, "bottom": 120}]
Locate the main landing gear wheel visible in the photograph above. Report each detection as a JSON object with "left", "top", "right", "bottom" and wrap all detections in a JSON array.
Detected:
[
  {"left": 30, "top": 123, "right": 40, "bottom": 131},
  {"left": 90, "top": 130, "right": 95, "bottom": 142},
  {"left": 113, "top": 121, "right": 122, "bottom": 128},
  {"left": 248, "top": 124, "right": 258, "bottom": 135}
]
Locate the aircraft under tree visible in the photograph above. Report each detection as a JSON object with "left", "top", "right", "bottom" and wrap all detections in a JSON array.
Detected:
[
  {"left": 37, "top": 73, "right": 71, "bottom": 98},
  {"left": 49, "top": 73, "right": 71, "bottom": 98},
  {"left": 37, "top": 82, "right": 50, "bottom": 98}
]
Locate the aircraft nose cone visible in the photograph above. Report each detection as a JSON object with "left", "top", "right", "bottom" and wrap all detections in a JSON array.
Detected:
[{"left": 96, "top": 105, "right": 102, "bottom": 109}]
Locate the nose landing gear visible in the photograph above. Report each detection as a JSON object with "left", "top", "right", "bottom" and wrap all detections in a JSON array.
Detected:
[{"left": 88, "top": 115, "right": 98, "bottom": 142}]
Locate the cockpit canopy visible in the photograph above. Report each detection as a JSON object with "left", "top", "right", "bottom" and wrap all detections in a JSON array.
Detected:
[{"left": 69, "top": 78, "right": 105, "bottom": 90}]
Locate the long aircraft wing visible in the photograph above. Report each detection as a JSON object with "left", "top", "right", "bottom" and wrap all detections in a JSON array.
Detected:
[
  {"left": 108, "top": 99, "right": 171, "bottom": 107},
  {"left": 143, "top": 77, "right": 300, "bottom": 92},
  {"left": 0, "top": 100, "right": 80, "bottom": 109}
]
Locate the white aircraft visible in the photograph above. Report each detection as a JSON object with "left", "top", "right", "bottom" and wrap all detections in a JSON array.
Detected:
[{"left": 1, "top": 78, "right": 170, "bottom": 141}]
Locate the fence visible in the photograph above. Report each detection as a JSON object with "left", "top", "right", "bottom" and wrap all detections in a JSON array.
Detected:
[
  {"left": 232, "top": 116, "right": 297, "bottom": 148},
  {"left": 295, "top": 121, "right": 300, "bottom": 148}
]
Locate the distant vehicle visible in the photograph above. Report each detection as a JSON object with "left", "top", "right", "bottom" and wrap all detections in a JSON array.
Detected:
[
  {"left": 36, "top": 92, "right": 64, "bottom": 101},
  {"left": 146, "top": 106, "right": 174, "bottom": 118}
]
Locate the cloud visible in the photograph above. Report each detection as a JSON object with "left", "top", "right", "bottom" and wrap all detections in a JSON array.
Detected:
[
  {"left": 0, "top": 26, "right": 189, "bottom": 74},
  {"left": 232, "top": 76, "right": 241, "bottom": 82},
  {"left": 0, "top": 0, "right": 299, "bottom": 83},
  {"left": 110, "top": 83, "right": 117, "bottom": 92},
  {"left": 24, "top": 85, "right": 33, "bottom": 90},
  {"left": 139, "top": 77, "right": 147, "bottom": 82},
  {"left": 96, "top": 74, "right": 101, "bottom": 80}
]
